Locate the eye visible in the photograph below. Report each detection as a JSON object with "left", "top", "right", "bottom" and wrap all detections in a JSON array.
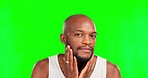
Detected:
[
  {"left": 90, "top": 35, "right": 96, "bottom": 39},
  {"left": 75, "top": 33, "right": 82, "bottom": 37}
]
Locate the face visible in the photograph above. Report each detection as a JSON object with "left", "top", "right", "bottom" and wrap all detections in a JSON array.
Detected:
[{"left": 64, "top": 18, "right": 97, "bottom": 62}]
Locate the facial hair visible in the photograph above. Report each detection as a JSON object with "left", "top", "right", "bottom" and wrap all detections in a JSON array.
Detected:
[
  {"left": 74, "top": 46, "right": 94, "bottom": 72},
  {"left": 74, "top": 46, "right": 94, "bottom": 63},
  {"left": 65, "top": 36, "right": 94, "bottom": 62}
]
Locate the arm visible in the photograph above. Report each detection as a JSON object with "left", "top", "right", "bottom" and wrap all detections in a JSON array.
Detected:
[
  {"left": 31, "top": 58, "right": 49, "bottom": 78},
  {"left": 107, "top": 61, "right": 121, "bottom": 78}
]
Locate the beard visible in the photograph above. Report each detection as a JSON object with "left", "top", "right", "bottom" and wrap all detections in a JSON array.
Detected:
[
  {"left": 65, "top": 38, "right": 94, "bottom": 63},
  {"left": 73, "top": 46, "right": 94, "bottom": 63}
]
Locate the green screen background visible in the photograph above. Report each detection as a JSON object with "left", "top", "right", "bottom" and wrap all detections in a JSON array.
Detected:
[{"left": 0, "top": 0, "right": 148, "bottom": 78}]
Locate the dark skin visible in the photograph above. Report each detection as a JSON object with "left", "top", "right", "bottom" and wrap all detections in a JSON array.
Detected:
[{"left": 32, "top": 15, "right": 121, "bottom": 78}]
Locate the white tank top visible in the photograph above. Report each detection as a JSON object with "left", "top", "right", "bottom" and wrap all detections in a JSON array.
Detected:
[{"left": 48, "top": 55, "right": 106, "bottom": 78}]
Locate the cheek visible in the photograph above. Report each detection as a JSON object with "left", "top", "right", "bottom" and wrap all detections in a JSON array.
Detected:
[
  {"left": 68, "top": 38, "right": 82, "bottom": 51},
  {"left": 68, "top": 36, "right": 83, "bottom": 44},
  {"left": 92, "top": 40, "right": 96, "bottom": 46}
]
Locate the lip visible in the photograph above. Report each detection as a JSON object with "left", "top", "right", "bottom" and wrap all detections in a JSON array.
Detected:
[
  {"left": 80, "top": 48, "right": 91, "bottom": 50},
  {"left": 77, "top": 46, "right": 93, "bottom": 53},
  {"left": 80, "top": 46, "right": 91, "bottom": 49},
  {"left": 79, "top": 48, "right": 91, "bottom": 53}
]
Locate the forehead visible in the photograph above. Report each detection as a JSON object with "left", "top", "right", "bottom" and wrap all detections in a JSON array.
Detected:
[
  {"left": 66, "top": 18, "right": 96, "bottom": 34},
  {"left": 71, "top": 23, "right": 95, "bottom": 33}
]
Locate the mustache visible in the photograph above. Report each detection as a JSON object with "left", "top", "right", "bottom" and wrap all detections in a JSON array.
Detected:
[{"left": 76, "top": 46, "right": 94, "bottom": 52}]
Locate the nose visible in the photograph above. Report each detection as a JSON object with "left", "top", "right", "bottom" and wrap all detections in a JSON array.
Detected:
[{"left": 82, "top": 35, "right": 91, "bottom": 45}]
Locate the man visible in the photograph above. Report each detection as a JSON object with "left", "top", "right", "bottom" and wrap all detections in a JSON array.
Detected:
[{"left": 32, "top": 14, "right": 121, "bottom": 78}]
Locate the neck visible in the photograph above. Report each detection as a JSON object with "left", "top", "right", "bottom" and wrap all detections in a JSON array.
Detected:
[{"left": 77, "top": 60, "right": 88, "bottom": 73}]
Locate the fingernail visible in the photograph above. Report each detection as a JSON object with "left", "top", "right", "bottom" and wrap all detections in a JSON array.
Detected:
[
  {"left": 66, "top": 45, "right": 68, "bottom": 50},
  {"left": 67, "top": 45, "right": 70, "bottom": 48},
  {"left": 70, "top": 49, "right": 73, "bottom": 53}
]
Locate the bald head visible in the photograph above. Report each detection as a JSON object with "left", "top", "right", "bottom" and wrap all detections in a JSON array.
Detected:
[
  {"left": 60, "top": 14, "right": 97, "bottom": 62},
  {"left": 63, "top": 14, "right": 96, "bottom": 35}
]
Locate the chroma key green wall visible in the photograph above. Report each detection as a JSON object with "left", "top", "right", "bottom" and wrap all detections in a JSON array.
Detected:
[{"left": 0, "top": 0, "right": 148, "bottom": 78}]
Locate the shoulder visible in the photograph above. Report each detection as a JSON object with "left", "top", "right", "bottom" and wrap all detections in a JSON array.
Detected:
[
  {"left": 31, "top": 58, "right": 49, "bottom": 78},
  {"left": 106, "top": 61, "right": 121, "bottom": 78}
]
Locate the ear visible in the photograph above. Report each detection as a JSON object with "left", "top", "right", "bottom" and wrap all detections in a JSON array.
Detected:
[{"left": 60, "top": 34, "right": 66, "bottom": 44}]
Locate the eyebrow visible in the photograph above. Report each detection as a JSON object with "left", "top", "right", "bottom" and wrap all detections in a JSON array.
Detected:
[
  {"left": 75, "top": 30, "right": 84, "bottom": 32},
  {"left": 75, "top": 30, "right": 97, "bottom": 34}
]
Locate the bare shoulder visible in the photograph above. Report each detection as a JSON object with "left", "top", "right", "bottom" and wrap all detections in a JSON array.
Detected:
[
  {"left": 106, "top": 61, "right": 121, "bottom": 78},
  {"left": 32, "top": 58, "right": 49, "bottom": 78}
]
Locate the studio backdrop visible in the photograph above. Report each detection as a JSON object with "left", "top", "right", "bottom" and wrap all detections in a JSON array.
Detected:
[{"left": 0, "top": 0, "right": 148, "bottom": 78}]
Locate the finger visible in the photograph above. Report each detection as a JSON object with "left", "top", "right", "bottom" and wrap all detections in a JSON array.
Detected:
[
  {"left": 79, "top": 61, "right": 90, "bottom": 78},
  {"left": 73, "top": 56, "right": 78, "bottom": 73},
  {"left": 65, "top": 45, "right": 70, "bottom": 71},
  {"left": 88, "top": 55, "right": 97, "bottom": 77},
  {"left": 81, "top": 60, "right": 90, "bottom": 73},
  {"left": 65, "top": 45, "right": 70, "bottom": 62},
  {"left": 80, "top": 55, "right": 95, "bottom": 78},
  {"left": 69, "top": 49, "right": 73, "bottom": 70},
  {"left": 82, "top": 55, "right": 94, "bottom": 72},
  {"left": 88, "top": 55, "right": 94, "bottom": 70}
]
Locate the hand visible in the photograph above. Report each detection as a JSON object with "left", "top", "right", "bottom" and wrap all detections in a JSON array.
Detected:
[
  {"left": 64, "top": 45, "right": 79, "bottom": 78},
  {"left": 63, "top": 45, "right": 96, "bottom": 78},
  {"left": 79, "top": 55, "right": 95, "bottom": 78}
]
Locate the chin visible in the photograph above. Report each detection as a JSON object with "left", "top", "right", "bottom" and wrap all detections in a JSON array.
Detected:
[{"left": 75, "top": 54, "right": 92, "bottom": 62}]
